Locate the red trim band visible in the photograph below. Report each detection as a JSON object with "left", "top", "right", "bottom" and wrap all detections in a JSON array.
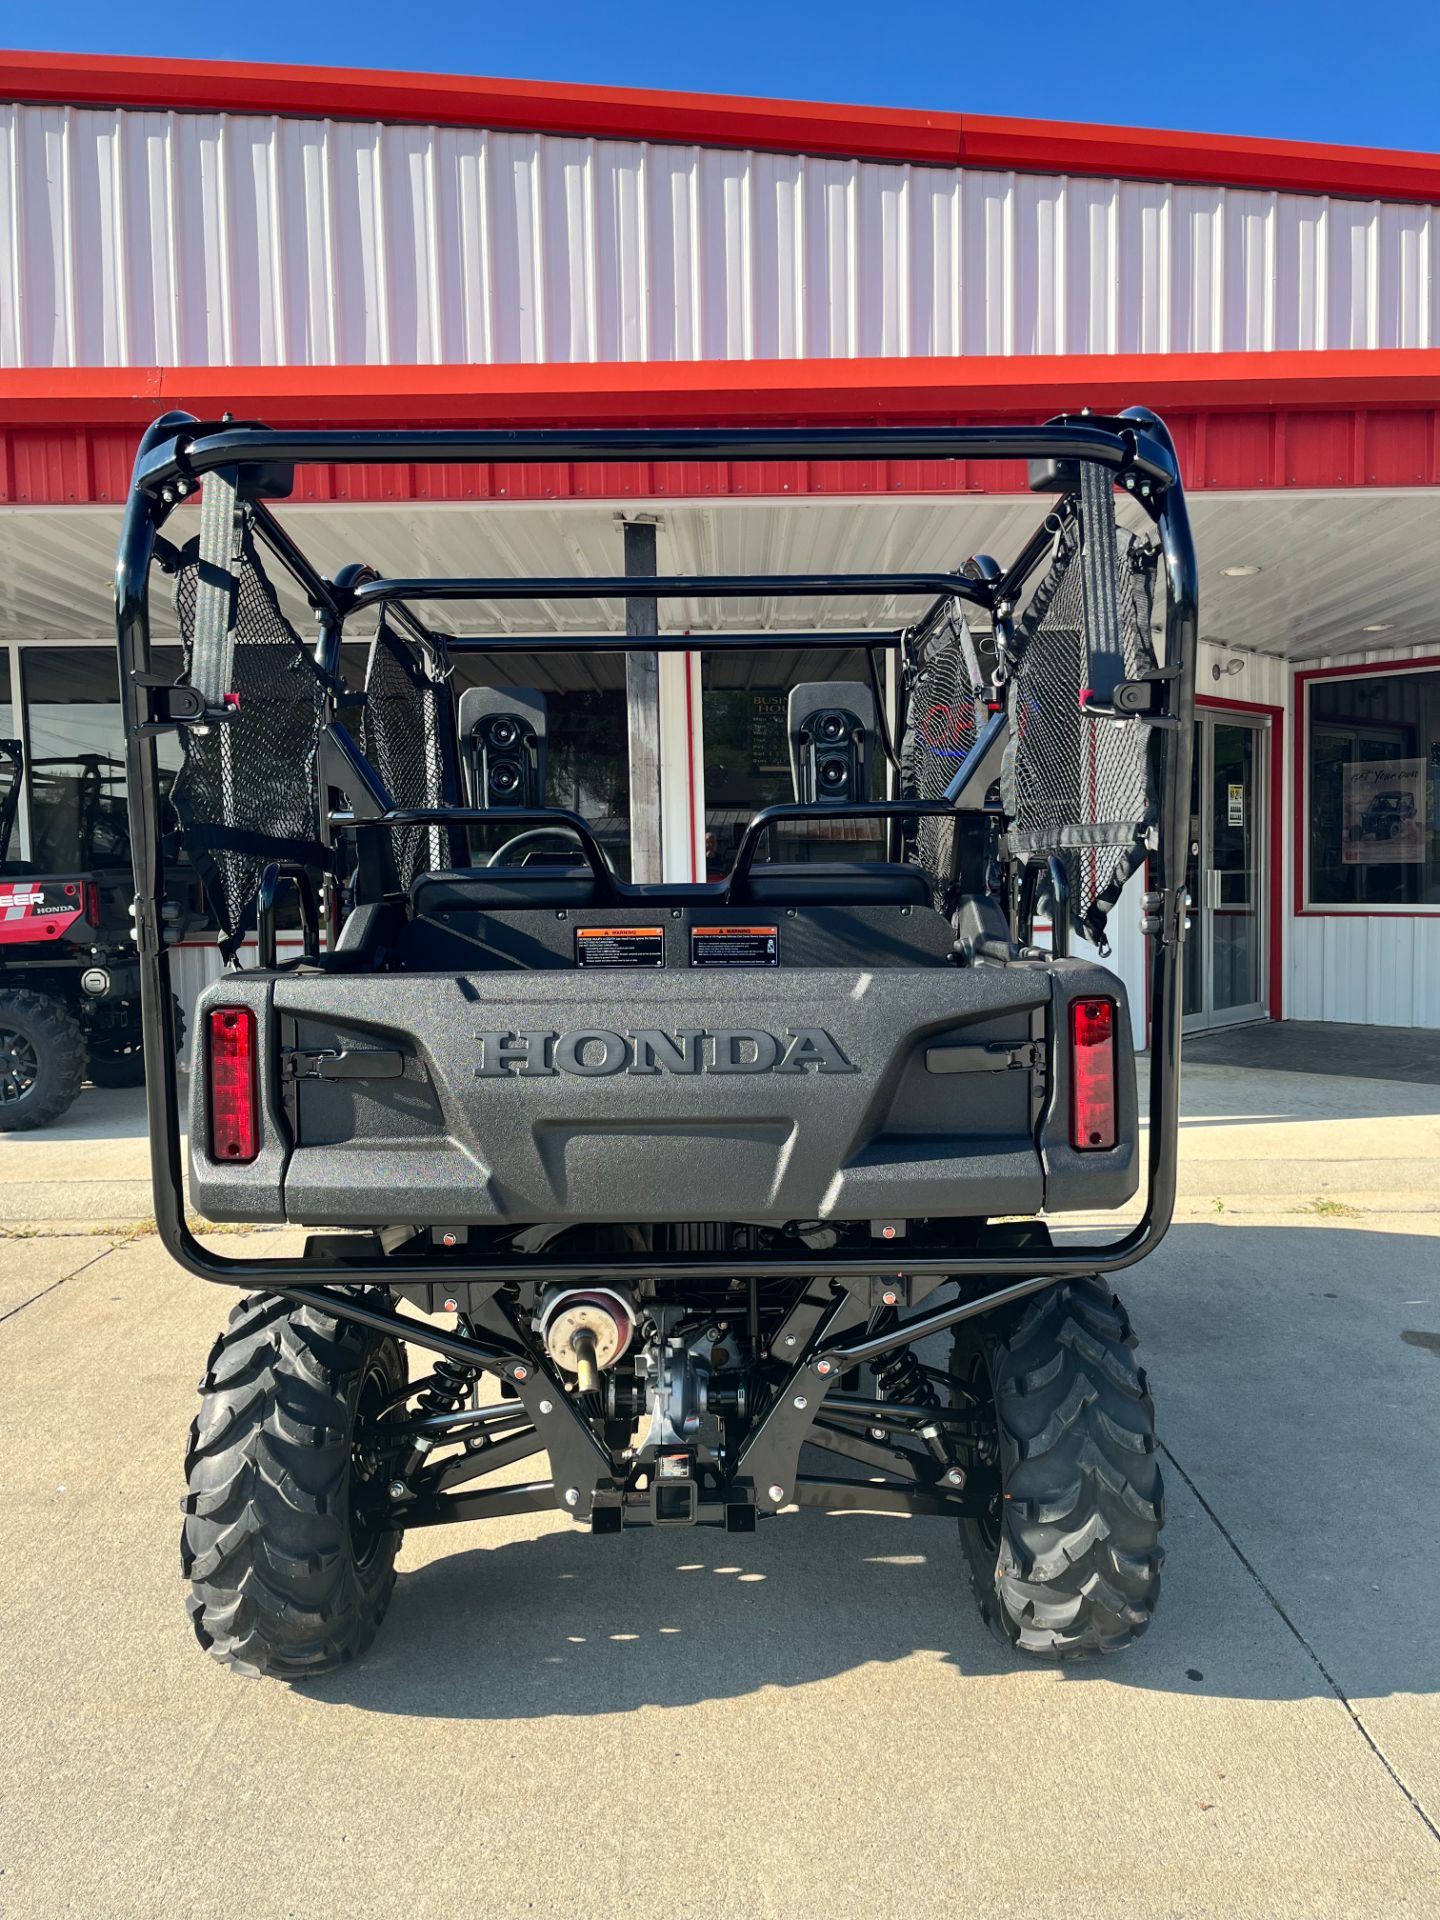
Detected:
[
  {"left": 5, "top": 351, "right": 1440, "bottom": 429},
  {"left": 6, "top": 51, "right": 1440, "bottom": 203},
  {"left": 4, "top": 354, "right": 1440, "bottom": 506}
]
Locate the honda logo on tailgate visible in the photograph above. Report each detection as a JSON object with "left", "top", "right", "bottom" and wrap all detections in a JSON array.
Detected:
[{"left": 474, "top": 1027, "right": 856, "bottom": 1077}]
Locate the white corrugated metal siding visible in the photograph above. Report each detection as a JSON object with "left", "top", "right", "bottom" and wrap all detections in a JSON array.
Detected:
[
  {"left": 2, "top": 103, "right": 1438, "bottom": 369},
  {"left": 1289, "top": 917, "right": 1440, "bottom": 1027}
]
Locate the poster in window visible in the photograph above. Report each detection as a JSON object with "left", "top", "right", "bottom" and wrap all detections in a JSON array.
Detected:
[
  {"left": 749, "top": 694, "right": 790, "bottom": 774},
  {"left": 1342, "top": 758, "right": 1427, "bottom": 863}
]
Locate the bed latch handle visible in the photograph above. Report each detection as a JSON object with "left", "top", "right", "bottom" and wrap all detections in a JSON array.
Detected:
[
  {"left": 925, "top": 1040, "right": 1044, "bottom": 1074},
  {"left": 281, "top": 1048, "right": 406, "bottom": 1082}
]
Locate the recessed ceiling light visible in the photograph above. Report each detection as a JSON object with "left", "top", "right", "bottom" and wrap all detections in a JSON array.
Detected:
[
  {"left": 1362, "top": 623, "right": 1393, "bottom": 633},
  {"left": 1220, "top": 565, "right": 1262, "bottom": 578}
]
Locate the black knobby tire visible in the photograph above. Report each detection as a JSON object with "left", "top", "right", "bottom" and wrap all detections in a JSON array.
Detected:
[
  {"left": 0, "top": 989, "right": 86, "bottom": 1131},
  {"left": 87, "top": 992, "right": 186, "bottom": 1088},
  {"left": 87, "top": 1050, "right": 146, "bottom": 1089},
  {"left": 181, "top": 1293, "right": 407, "bottom": 1679},
  {"left": 952, "top": 1276, "right": 1164, "bottom": 1657}
]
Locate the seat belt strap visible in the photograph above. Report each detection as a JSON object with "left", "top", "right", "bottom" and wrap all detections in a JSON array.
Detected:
[
  {"left": 189, "top": 466, "right": 242, "bottom": 707},
  {"left": 1078, "top": 459, "right": 1126, "bottom": 707}
]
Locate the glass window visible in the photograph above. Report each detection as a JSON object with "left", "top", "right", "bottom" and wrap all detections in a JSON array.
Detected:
[
  {"left": 700, "top": 648, "right": 886, "bottom": 878},
  {"left": 17, "top": 645, "right": 216, "bottom": 926},
  {"left": 1307, "top": 667, "right": 1440, "bottom": 908},
  {"left": 21, "top": 648, "right": 131, "bottom": 872},
  {"left": 450, "top": 653, "right": 634, "bottom": 880}
]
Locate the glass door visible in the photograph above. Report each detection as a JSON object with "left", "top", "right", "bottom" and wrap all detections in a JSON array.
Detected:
[{"left": 1183, "top": 712, "right": 1269, "bottom": 1032}]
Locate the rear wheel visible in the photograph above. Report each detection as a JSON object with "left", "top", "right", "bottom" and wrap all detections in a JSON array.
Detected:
[
  {"left": 86, "top": 992, "right": 186, "bottom": 1088},
  {"left": 181, "top": 1293, "right": 406, "bottom": 1679},
  {"left": 0, "top": 988, "right": 86, "bottom": 1130},
  {"left": 951, "top": 1276, "right": 1164, "bottom": 1657}
]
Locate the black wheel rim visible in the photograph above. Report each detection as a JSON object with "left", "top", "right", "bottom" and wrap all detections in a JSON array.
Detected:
[
  {"left": 349, "top": 1359, "right": 396, "bottom": 1568},
  {"left": 0, "top": 1027, "right": 40, "bottom": 1105}
]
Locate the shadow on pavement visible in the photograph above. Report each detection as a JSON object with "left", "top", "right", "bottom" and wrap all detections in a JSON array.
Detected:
[
  {"left": 310, "top": 1515, "right": 1018, "bottom": 1717},
  {"left": 296, "top": 1218, "right": 1440, "bottom": 1723}
]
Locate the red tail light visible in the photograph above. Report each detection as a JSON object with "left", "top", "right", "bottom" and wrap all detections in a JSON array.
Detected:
[
  {"left": 208, "top": 1007, "right": 258, "bottom": 1163},
  {"left": 1070, "top": 998, "right": 1117, "bottom": 1151},
  {"left": 83, "top": 882, "right": 101, "bottom": 926}
]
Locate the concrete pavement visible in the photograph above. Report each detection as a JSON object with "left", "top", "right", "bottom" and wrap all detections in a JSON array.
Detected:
[{"left": 1, "top": 1066, "right": 1438, "bottom": 1919}]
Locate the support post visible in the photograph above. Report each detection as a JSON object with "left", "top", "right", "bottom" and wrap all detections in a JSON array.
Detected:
[{"left": 622, "top": 516, "right": 664, "bottom": 883}]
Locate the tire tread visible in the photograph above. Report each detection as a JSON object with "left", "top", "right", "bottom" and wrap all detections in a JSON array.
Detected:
[
  {"left": 0, "top": 988, "right": 85, "bottom": 1130},
  {"left": 180, "top": 1292, "right": 403, "bottom": 1680},
  {"left": 955, "top": 1276, "right": 1164, "bottom": 1659}
]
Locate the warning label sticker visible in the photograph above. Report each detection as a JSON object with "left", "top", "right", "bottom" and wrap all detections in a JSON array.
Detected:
[
  {"left": 690, "top": 925, "right": 780, "bottom": 968},
  {"left": 574, "top": 926, "right": 665, "bottom": 968}
]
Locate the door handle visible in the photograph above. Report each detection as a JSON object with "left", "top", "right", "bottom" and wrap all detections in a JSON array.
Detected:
[{"left": 1206, "top": 870, "right": 1221, "bottom": 910}]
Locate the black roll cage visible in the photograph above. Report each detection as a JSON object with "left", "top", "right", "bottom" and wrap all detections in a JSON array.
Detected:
[{"left": 116, "top": 406, "right": 1197, "bottom": 1378}]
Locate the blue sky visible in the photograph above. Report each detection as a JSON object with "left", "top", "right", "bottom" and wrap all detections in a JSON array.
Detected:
[{"left": 9, "top": 1, "right": 1440, "bottom": 151}]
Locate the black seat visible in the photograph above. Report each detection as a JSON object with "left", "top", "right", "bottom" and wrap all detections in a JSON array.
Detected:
[
  {"left": 739, "top": 862, "right": 930, "bottom": 907},
  {"left": 410, "top": 860, "right": 931, "bottom": 918}
]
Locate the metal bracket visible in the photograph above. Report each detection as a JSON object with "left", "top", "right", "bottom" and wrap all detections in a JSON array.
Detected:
[
  {"left": 318, "top": 722, "right": 395, "bottom": 822},
  {"left": 130, "top": 671, "right": 235, "bottom": 738},
  {"left": 1080, "top": 661, "right": 1182, "bottom": 725},
  {"left": 466, "top": 1293, "right": 617, "bottom": 1523},
  {"left": 735, "top": 1351, "right": 843, "bottom": 1515},
  {"left": 1140, "top": 885, "right": 1188, "bottom": 948},
  {"left": 738, "top": 1285, "right": 869, "bottom": 1513}
]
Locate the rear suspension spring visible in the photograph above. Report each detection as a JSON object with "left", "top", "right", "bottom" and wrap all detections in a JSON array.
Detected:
[
  {"left": 873, "top": 1339, "right": 952, "bottom": 1467},
  {"left": 410, "top": 1355, "right": 480, "bottom": 1461},
  {"left": 873, "top": 1343, "right": 939, "bottom": 1409}
]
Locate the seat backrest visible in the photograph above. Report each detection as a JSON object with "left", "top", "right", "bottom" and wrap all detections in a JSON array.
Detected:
[
  {"left": 411, "top": 859, "right": 932, "bottom": 919},
  {"left": 414, "top": 867, "right": 610, "bottom": 914},
  {"left": 737, "top": 861, "right": 931, "bottom": 908}
]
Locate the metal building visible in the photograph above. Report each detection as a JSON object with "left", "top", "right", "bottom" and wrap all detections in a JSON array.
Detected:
[{"left": 2, "top": 50, "right": 1438, "bottom": 1038}]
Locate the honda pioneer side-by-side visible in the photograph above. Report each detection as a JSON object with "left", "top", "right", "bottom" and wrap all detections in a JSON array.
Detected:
[{"left": 114, "top": 409, "right": 1195, "bottom": 1678}]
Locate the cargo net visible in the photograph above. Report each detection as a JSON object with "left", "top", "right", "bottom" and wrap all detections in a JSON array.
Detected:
[
  {"left": 170, "top": 508, "right": 326, "bottom": 946},
  {"left": 359, "top": 622, "right": 464, "bottom": 891},
  {"left": 1000, "top": 498, "right": 1160, "bottom": 951},
  {"left": 899, "top": 598, "right": 989, "bottom": 911}
]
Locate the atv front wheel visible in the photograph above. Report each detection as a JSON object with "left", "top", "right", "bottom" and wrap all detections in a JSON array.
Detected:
[
  {"left": 182, "top": 1294, "right": 406, "bottom": 1679},
  {"left": 951, "top": 1276, "right": 1164, "bottom": 1657},
  {"left": 0, "top": 989, "right": 86, "bottom": 1130}
]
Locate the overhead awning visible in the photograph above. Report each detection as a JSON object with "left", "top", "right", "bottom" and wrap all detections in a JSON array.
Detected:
[{"left": 0, "top": 489, "right": 1432, "bottom": 665}]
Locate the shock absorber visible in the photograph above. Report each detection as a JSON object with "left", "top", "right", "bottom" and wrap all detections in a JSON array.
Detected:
[
  {"left": 873, "top": 1341, "right": 939, "bottom": 1410},
  {"left": 407, "top": 1355, "right": 481, "bottom": 1467},
  {"left": 873, "top": 1327, "right": 952, "bottom": 1469}
]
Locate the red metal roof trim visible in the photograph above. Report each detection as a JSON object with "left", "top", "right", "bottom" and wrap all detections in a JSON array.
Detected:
[
  {"left": 4, "top": 351, "right": 1440, "bottom": 428},
  {"left": 5, "top": 50, "right": 1440, "bottom": 203},
  {"left": 2, "top": 353, "right": 1439, "bottom": 505}
]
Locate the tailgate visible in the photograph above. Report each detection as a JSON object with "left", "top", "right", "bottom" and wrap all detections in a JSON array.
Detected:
[{"left": 189, "top": 962, "right": 1137, "bottom": 1227}]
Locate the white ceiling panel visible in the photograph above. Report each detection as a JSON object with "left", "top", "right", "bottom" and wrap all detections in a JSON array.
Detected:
[{"left": 0, "top": 492, "right": 1435, "bottom": 666}]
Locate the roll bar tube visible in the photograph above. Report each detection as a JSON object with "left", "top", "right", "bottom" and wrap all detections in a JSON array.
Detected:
[
  {"left": 134, "top": 420, "right": 1180, "bottom": 494},
  {"left": 114, "top": 408, "right": 1196, "bottom": 1301}
]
